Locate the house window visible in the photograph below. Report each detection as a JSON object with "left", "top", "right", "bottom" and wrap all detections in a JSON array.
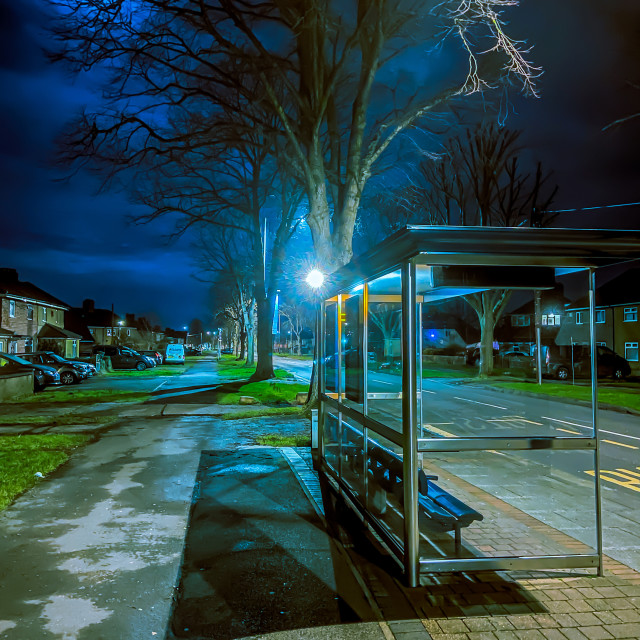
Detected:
[
  {"left": 542, "top": 314, "right": 561, "bottom": 326},
  {"left": 511, "top": 315, "right": 530, "bottom": 327},
  {"left": 24, "top": 338, "right": 33, "bottom": 353},
  {"left": 596, "top": 341, "right": 606, "bottom": 347},
  {"left": 625, "top": 342, "right": 639, "bottom": 362},
  {"left": 624, "top": 307, "right": 637, "bottom": 322},
  {"left": 41, "top": 307, "right": 46, "bottom": 321},
  {"left": 596, "top": 309, "right": 605, "bottom": 323},
  {"left": 27, "top": 305, "right": 33, "bottom": 320},
  {"left": 107, "top": 328, "right": 112, "bottom": 336},
  {"left": 89, "top": 328, "right": 94, "bottom": 335},
  {"left": 9, "top": 300, "right": 15, "bottom": 317},
  {"left": 575, "top": 311, "right": 584, "bottom": 325},
  {"left": 127, "top": 329, "right": 131, "bottom": 336}
]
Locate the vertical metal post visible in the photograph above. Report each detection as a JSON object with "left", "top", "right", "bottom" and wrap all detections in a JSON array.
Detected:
[
  {"left": 402, "top": 261, "right": 419, "bottom": 587},
  {"left": 589, "top": 268, "right": 604, "bottom": 576},
  {"left": 418, "top": 302, "right": 423, "bottom": 437},
  {"left": 363, "top": 284, "right": 369, "bottom": 505},
  {"left": 319, "top": 301, "right": 326, "bottom": 462},
  {"left": 534, "top": 290, "right": 543, "bottom": 385}
]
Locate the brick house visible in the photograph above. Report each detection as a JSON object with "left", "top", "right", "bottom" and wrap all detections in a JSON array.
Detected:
[
  {"left": 0, "top": 268, "right": 81, "bottom": 357},
  {"left": 560, "top": 268, "right": 640, "bottom": 374}
]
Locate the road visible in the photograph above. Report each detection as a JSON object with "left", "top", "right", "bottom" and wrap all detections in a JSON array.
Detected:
[{"left": 274, "top": 355, "right": 640, "bottom": 570}]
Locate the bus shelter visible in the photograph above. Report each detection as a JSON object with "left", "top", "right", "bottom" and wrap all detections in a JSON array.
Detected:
[{"left": 317, "top": 226, "right": 640, "bottom": 586}]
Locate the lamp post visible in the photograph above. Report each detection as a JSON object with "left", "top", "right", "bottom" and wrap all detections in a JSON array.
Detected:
[{"left": 217, "top": 328, "right": 222, "bottom": 360}]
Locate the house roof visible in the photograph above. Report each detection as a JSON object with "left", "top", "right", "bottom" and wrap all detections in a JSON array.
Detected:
[
  {"left": 568, "top": 267, "right": 640, "bottom": 310},
  {"left": 37, "top": 324, "right": 82, "bottom": 340},
  {"left": 0, "top": 269, "right": 70, "bottom": 309}
]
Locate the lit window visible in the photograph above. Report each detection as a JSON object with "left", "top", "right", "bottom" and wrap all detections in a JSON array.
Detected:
[
  {"left": 9, "top": 300, "right": 15, "bottom": 317},
  {"left": 27, "top": 305, "right": 33, "bottom": 320},
  {"left": 625, "top": 342, "right": 638, "bottom": 362},
  {"left": 41, "top": 307, "right": 46, "bottom": 321},
  {"left": 107, "top": 328, "right": 112, "bottom": 336},
  {"left": 595, "top": 309, "right": 605, "bottom": 323},
  {"left": 624, "top": 307, "right": 637, "bottom": 322},
  {"left": 89, "top": 328, "right": 94, "bottom": 335},
  {"left": 127, "top": 329, "right": 131, "bottom": 336},
  {"left": 576, "top": 311, "right": 584, "bottom": 325}
]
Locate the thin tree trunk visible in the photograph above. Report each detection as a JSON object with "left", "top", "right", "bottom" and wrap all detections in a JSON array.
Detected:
[{"left": 252, "top": 295, "right": 275, "bottom": 381}]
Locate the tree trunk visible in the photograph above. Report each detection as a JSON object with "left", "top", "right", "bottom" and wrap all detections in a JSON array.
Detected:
[
  {"left": 245, "top": 304, "right": 256, "bottom": 366},
  {"left": 238, "top": 329, "right": 246, "bottom": 360},
  {"left": 251, "top": 295, "right": 275, "bottom": 381}
]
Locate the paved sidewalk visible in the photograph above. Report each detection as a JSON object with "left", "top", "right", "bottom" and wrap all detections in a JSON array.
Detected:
[{"left": 1, "top": 401, "right": 640, "bottom": 639}]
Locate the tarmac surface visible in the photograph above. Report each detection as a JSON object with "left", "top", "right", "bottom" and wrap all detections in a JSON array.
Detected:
[{"left": 1, "top": 359, "right": 640, "bottom": 639}]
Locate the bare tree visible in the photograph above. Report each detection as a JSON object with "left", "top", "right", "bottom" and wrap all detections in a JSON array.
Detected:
[{"left": 48, "top": 0, "right": 541, "bottom": 275}]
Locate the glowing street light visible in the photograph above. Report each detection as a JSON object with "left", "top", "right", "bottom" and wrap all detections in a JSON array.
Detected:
[{"left": 305, "top": 269, "right": 325, "bottom": 289}]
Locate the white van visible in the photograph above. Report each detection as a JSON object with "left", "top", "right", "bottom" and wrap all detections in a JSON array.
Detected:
[{"left": 165, "top": 343, "right": 185, "bottom": 364}]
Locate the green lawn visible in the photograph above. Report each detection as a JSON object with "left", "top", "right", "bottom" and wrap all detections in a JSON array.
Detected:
[
  {"left": 0, "top": 434, "right": 91, "bottom": 510},
  {"left": 109, "top": 365, "right": 185, "bottom": 376},
  {"left": 214, "top": 379, "right": 307, "bottom": 405},
  {"left": 254, "top": 433, "right": 311, "bottom": 447},
  {"left": 493, "top": 380, "right": 640, "bottom": 412},
  {"left": 0, "top": 415, "right": 117, "bottom": 427},
  {"left": 12, "top": 389, "right": 151, "bottom": 404},
  {"left": 216, "top": 356, "right": 296, "bottom": 381},
  {"left": 222, "top": 407, "right": 304, "bottom": 420}
]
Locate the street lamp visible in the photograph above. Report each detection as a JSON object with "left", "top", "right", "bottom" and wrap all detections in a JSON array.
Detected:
[{"left": 305, "top": 268, "right": 325, "bottom": 289}]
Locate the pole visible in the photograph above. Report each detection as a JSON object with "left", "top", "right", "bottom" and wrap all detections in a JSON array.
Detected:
[{"left": 589, "top": 269, "right": 604, "bottom": 576}]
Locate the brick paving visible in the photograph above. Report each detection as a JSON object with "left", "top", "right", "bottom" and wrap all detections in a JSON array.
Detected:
[{"left": 295, "top": 452, "right": 640, "bottom": 640}]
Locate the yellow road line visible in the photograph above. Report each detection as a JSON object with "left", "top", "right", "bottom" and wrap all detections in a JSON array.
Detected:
[
  {"left": 424, "top": 425, "right": 458, "bottom": 438},
  {"left": 557, "top": 428, "right": 581, "bottom": 435},
  {"left": 602, "top": 439, "right": 638, "bottom": 450}
]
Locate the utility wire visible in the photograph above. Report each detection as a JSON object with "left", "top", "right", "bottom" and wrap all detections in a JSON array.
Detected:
[{"left": 548, "top": 201, "right": 640, "bottom": 214}]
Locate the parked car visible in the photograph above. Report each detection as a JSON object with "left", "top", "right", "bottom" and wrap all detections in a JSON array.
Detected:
[
  {"left": 220, "top": 348, "right": 234, "bottom": 355},
  {"left": 497, "top": 350, "right": 534, "bottom": 372},
  {"left": 165, "top": 343, "right": 185, "bottom": 364},
  {"left": 465, "top": 342, "right": 500, "bottom": 366},
  {"left": 185, "top": 346, "right": 202, "bottom": 356},
  {"left": 18, "top": 351, "right": 92, "bottom": 384},
  {"left": 0, "top": 352, "right": 60, "bottom": 390},
  {"left": 140, "top": 350, "right": 163, "bottom": 365},
  {"left": 92, "top": 345, "right": 150, "bottom": 370},
  {"left": 542, "top": 344, "right": 631, "bottom": 380}
]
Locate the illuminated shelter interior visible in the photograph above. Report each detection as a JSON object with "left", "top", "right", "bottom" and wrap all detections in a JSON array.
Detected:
[{"left": 317, "top": 226, "right": 640, "bottom": 587}]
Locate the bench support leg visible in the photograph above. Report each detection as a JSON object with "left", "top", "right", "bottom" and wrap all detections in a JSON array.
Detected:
[{"left": 454, "top": 525, "right": 461, "bottom": 554}]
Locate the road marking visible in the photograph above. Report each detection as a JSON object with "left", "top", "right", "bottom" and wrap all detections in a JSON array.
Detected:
[
  {"left": 486, "top": 417, "right": 543, "bottom": 425},
  {"left": 557, "top": 428, "right": 581, "bottom": 435},
  {"left": 453, "top": 397, "right": 507, "bottom": 410},
  {"left": 376, "top": 381, "right": 394, "bottom": 385},
  {"left": 601, "top": 429, "right": 640, "bottom": 442},
  {"left": 542, "top": 416, "right": 590, "bottom": 430},
  {"left": 424, "top": 425, "right": 458, "bottom": 438},
  {"left": 421, "top": 390, "right": 436, "bottom": 394},
  {"left": 585, "top": 468, "right": 640, "bottom": 492},
  {"left": 602, "top": 439, "right": 639, "bottom": 450},
  {"left": 543, "top": 416, "right": 640, "bottom": 442},
  {"left": 153, "top": 381, "right": 167, "bottom": 392}
]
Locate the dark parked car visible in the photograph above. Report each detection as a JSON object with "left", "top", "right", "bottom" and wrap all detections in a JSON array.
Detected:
[
  {"left": 140, "top": 350, "right": 163, "bottom": 365},
  {"left": 18, "top": 351, "right": 91, "bottom": 385},
  {"left": 0, "top": 352, "right": 60, "bottom": 390},
  {"left": 497, "top": 350, "right": 534, "bottom": 371},
  {"left": 543, "top": 344, "right": 631, "bottom": 380},
  {"left": 92, "top": 345, "right": 150, "bottom": 371},
  {"left": 185, "top": 346, "right": 203, "bottom": 356}
]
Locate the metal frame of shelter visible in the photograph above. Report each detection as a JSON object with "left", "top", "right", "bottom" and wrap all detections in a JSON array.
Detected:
[{"left": 317, "top": 226, "right": 640, "bottom": 587}]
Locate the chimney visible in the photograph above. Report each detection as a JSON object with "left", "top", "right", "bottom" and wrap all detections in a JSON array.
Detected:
[
  {"left": 82, "top": 299, "right": 95, "bottom": 313},
  {"left": 0, "top": 268, "right": 19, "bottom": 283}
]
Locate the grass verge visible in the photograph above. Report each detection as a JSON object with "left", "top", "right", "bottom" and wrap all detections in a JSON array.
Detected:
[
  {"left": 254, "top": 433, "right": 311, "bottom": 447},
  {"left": 108, "top": 365, "right": 185, "bottom": 376},
  {"left": 214, "top": 379, "right": 307, "bottom": 405},
  {"left": 216, "top": 356, "right": 295, "bottom": 381},
  {"left": 0, "top": 415, "right": 117, "bottom": 427},
  {"left": 0, "top": 434, "right": 91, "bottom": 511},
  {"left": 11, "top": 389, "right": 151, "bottom": 404},
  {"left": 493, "top": 380, "right": 640, "bottom": 413},
  {"left": 222, "top": 407, "right": 304, "bottom": 421}
]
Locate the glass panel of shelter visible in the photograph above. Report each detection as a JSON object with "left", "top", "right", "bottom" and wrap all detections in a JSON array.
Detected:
[
  {"left": 321, "top": 260, "right": 600, "bottom": 575},
  {"left": 415, "top": 262, "right": 598, "bottom": 569}
]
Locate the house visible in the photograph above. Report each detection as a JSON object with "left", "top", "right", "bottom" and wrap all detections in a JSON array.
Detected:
[
  {"left": 0, "top": 268, "right": 81, "bottom": 357},
  {"left": 561, "top": 268, "right": 640, "bottom": 373}
]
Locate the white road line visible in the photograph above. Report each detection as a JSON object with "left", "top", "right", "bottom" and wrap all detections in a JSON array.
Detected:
[
  {"left": 152, "top": 381, "right": 167, "bottom": 392},
  {"left": 543, "top": 415, "right": 640, "bottom": 442},
  {"left": 421, "top": 390, "right": 436, "bottom": 394},
  {"left": 453, "top": 396, "right": 508, "bottom": 410},
  {"left": 542, "top": 416, "right": 590, "bottom": 430},
  {"left": 376, "top": 381, "right": 394, "bottom": 385}
]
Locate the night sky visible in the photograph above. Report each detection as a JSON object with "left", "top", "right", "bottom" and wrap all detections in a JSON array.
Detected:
[{"left": 1, "top": 0, "right": 639, "bottom": 328}]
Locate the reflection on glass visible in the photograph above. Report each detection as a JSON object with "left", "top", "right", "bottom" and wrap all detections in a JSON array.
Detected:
[
  {"left": 324, "top": 412, "right": 340, "bottom": 474},
  {"left": 367, "top": 432, "right": 404, "bottom": 545},
  {"left": 344, "top": 293, "right": 364, "bottom": 405},
  {"left": 324, "top": 302, "right": 338, "bottom": 394},
  {"left": 341, "top": 420, "right": 365, "bottom": 503},
  {"left": 366, "top": 270, "right": 403, "bottom": 430}
]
